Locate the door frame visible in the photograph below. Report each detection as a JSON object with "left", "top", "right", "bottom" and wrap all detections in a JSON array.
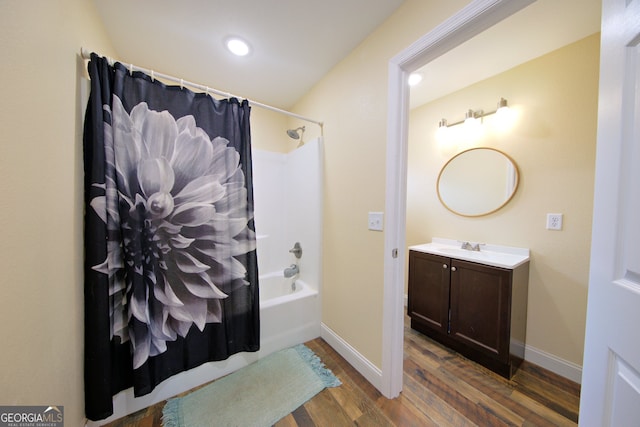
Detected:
[{"left": 381, "top": 0, "right": 536, "bottom": 398}]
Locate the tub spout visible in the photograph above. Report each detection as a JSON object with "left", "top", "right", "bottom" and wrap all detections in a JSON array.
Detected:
[{"left": 284, "top": 264, "right": 299, "bottom": 278}]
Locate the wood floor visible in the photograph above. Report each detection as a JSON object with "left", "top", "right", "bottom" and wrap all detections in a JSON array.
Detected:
[{"left": 104, "top": 319, "right": 580, "bottom": 426}]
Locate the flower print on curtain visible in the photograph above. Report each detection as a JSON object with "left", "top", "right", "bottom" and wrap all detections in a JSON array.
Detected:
[{"left": 83, "top": 54, "right": 259, "bottom": 421}]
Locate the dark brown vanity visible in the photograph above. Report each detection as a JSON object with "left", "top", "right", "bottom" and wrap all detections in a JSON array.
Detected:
[{"left": 408, "top": 239, "right": 529, "bottom": 379}]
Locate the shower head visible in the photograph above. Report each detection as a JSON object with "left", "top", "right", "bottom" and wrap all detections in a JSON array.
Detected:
[{"left": 286, "top": 126, "right": 305, "bottom": 140}]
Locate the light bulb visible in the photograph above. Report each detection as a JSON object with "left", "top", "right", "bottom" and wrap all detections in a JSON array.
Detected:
[
  {"left": 496, "top": 98, "right": 510, "bottom": 118},
  {"left": 226, "top": 37, "right": 250, "bottom": 56},
  {"left": 408, "top": 73, "right": 423, "bottom": 86},
  {"left": 464, "top": 110, "right": 478, "bottom": 127}
]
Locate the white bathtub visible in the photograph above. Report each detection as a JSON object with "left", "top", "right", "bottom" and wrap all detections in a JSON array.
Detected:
[{"left": 259, "top": 271, "right": 320, "bottom": 351}]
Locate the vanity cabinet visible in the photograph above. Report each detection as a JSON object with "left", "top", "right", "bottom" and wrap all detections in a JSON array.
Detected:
[{"left": 408, "top": 249, "right": 529, "bottom": 378}]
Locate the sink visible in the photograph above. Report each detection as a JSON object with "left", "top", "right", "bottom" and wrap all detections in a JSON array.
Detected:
[
  {"left": 429, "top": 245, "right": 479, "bottom": 257},
  {"left": 409, "top": 238, "right": 529, "bottom": 269}
]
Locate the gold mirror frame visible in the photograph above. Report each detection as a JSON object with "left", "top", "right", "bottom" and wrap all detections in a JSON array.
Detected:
[{"left": 436, "top": 147, "right": 519, "bottom": 217}]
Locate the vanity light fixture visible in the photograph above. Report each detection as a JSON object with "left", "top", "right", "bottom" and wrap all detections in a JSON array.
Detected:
[{"left": 438, "top": 97, "right": 509, "bottom": 128}]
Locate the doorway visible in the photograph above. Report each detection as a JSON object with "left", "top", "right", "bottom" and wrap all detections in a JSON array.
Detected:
[{"left": 381, "top": 0, "right": 599, "bottom": 397}]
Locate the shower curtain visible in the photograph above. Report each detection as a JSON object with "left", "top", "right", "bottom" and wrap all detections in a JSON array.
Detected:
[{"left": 83, "top": 54, "right": 259, "bottom": 421}]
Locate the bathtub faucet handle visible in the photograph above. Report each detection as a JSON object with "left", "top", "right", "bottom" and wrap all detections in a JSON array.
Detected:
[{"left": 289, "top": 242, "right": 302, "bottom": 259}]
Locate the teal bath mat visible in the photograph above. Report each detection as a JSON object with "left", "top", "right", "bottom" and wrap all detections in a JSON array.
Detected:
[{"left": 162, "top": 344, "right": 341, "bottom": 427}]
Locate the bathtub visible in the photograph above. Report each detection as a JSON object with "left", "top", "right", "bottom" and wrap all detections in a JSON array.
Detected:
[{"left": 258, "top": 271, "right": 321, "bottom": 353}]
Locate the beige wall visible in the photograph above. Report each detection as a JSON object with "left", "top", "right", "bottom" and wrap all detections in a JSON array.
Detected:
[
  {"left": 292, "top": 0, "right": 474, "bottom": 368},
  {"left": 293, "top": 0, "right": 598, "bottom": 372},
  {"left": 251, "top": 108, "right": 291, "bottom": 153},
  {"left": 0, "top": 1, "right": 118, "bottom": 424},
  {"left": 407, "top": 34, "right": 600, "bottom": 366}
]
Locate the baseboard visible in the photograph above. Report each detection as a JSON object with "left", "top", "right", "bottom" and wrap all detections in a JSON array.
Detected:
[
  {"left": 525, "top": 344, "right": 583, "bottom": 384},
  {"left": 320, "top": 323, "right": 383, "bottom": 391}
]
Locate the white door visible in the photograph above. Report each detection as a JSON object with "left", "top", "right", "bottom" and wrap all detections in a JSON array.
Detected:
[{"left": 579, "top": 0, "right": 640, "bottom": 425}]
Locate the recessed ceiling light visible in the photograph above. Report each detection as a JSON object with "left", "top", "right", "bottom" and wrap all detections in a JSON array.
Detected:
[
  {"left": 408, "top": 73, "right": 423, "bottom": 86},
  {"left": 225, "top": 37, "right": 251, "bottom": 57}
]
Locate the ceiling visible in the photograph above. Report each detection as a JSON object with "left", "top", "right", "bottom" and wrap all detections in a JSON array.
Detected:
[
  {"left": 92, "top": 0, "right": 405, "bottom": 109},
  {"left": 92, "top": 1, "right": 601, "bottom": 111},
  {"left": 409, "top": 0, "right": 602, "bottom": 109}
]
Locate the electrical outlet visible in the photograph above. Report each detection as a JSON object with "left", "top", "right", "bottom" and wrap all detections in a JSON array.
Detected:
[
  {"left": 546, "top": 213, "right": 563, "bottom": 230},
  {"left": 368, "top": 212, "right": 384, "bottom": 231}
]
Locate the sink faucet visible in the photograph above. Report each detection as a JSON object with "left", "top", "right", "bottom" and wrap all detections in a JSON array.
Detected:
[
  {"left": 284, "top": 264, "right": 299, "bottom": 278},
  {"left": 460, "top": 241, "right": 483, "bottom": 251}
]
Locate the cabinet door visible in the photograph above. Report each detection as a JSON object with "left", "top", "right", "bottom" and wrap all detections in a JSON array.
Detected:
[
  {"left": 408, "top": 251, "right": 450, "bottom": 334},
  {"left": 449, "top": 259, "right": 511, "bottom": 361}
]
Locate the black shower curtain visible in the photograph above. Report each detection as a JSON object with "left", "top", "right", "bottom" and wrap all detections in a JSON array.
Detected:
[{"left": 83, "top": 54, "right": 259, "bottom": 421}]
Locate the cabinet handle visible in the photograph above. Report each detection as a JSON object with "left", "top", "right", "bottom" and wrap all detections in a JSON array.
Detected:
[
  {"left": 451, "top": 266, "right": 457, "bottom": 272},
  {"left": 443, "top": 264, "right": 448, "bottom": 269}
]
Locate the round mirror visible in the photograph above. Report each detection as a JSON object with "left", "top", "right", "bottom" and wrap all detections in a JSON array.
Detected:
[{"left": 437, "top": 147, "right": 519, "bottom": 217}]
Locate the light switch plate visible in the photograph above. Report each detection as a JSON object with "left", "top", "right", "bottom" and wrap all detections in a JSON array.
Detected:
[{"left": 368, "top": 212, "right": 384, "bottom": 231}]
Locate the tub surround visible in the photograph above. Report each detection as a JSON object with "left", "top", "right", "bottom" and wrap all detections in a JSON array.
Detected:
[
  {"left": 252, "top": 139, "right": 323, "bottom": 290},
  {"left": 252, "top": 140, "right": 323, "bottom": 352}
]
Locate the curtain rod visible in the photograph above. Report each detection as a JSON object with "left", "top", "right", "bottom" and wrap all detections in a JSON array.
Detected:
[{"left": 80, "top": 47, "right": 324, "bottom": 131}]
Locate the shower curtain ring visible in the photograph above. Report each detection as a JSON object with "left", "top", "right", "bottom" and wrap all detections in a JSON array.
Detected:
[
  {"left": 129, "top": 63, "right": 133, "bottom": 76},
  {"left": 180, "top": 79, "right": 184, "bottom": 90},
  {"left": 151, "top": 70, "right": 155, "bottom": 82}
]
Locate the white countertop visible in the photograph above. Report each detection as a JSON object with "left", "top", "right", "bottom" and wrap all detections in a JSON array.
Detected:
[{"left": 409, "top": 238, "right": 529, "bottom": 269}]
